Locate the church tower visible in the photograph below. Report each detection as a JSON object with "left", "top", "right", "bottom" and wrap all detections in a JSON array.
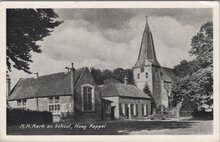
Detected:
[{"left": 133, "top": 16, "right": 163, "bottom": 107}]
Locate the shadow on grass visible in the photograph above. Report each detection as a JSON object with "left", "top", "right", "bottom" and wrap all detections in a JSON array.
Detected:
[{"left": 7, "top": 120, "right": 199, "bottom": 135}]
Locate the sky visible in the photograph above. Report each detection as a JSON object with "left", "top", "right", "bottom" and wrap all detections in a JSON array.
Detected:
[{"left": 9, "top": 8, "right": 212, "bottom": 87}]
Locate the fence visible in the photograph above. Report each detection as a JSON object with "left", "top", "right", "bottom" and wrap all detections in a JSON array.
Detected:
[{"left": 179, "top": 110, "right": 193, "bottom": 117}]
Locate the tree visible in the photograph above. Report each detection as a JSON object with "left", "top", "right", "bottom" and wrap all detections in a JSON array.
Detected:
[
  {"left": 171, "top": 21, "right": 213, "bottom": 109},
  {"left": 102, "top": 69, "right": 113, "bottom": 81},
  {"left": 112, "top": 68, "right": 125, "bottom": 83},
  {"left": 125, "top": 69, "right": 135, "bottom": 85},
  {"left": 7, "top": 9, "right": 63, "bottom": 73},
  {"left": 143, "top": 82, "right": 156, "bottom": 110},
  {"left": 143, "top": 82, "right": 152, "bottom": 96},
  {"left": 90, "top": 67, "right": 135, "bottom": 85},
  {"left": 90, "top": 68, "right": 103, "bottom": 85}
]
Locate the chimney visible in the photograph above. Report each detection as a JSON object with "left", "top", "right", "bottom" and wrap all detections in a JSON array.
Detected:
[
  {"left": 65, "top": 67, "right": 70, "bottom": 74},
  {"left": 6, "top": 74, "right": 11, "bottom": 98},
  {"left": 34, "top": 72, "right": 39, "bottom": 79},
  {"left": 70, "top": 63, "right": 75, "bottom": 119},
  {"left": 70, "top": 63, "right": 75, "bottom": 94},
  {"left": 124, "top": 74, "right": 128, "bottom": 85}
]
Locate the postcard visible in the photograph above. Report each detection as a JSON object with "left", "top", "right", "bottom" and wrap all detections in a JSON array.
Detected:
[{"left": 0, "top": 1, "right": 219, "bottom": 142}]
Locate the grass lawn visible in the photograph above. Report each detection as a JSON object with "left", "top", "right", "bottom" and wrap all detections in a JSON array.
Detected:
[{"left": 7, "top": 119, "right": 213, "bottom": 135}]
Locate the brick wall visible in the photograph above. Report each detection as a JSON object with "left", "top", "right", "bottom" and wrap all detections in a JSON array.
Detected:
[{"left": 74, "top": 69, "right": 102, "bottom": 122}]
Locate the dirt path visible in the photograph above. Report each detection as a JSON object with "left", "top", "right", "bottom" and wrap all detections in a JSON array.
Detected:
[{"left": 127, "top": 120, "right": 213, "bottom": 135}]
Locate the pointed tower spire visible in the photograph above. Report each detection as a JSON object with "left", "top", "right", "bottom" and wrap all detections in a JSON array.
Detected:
[
  {"left": 145, "top": 16, "right": 150, "bottom": 31},
  {"left": 134, "top": 16, "right": 160, "bottom": 68}
]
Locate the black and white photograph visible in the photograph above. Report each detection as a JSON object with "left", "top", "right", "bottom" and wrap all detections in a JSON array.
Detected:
[{"left": 0, "top": 1, "right": 219, "bottom": 142}]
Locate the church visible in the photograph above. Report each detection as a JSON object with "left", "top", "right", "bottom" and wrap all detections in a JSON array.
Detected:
[
  {"left": 133, "top": 17, "right": 174, "bottom": 109},
  {"left": 7, "top": 16, "right": 173, "bottom": 122}
]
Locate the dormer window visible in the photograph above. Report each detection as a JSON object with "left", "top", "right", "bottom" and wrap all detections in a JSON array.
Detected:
[
  {"left": 145, "top": 72, "right": 148, "bottom": 78},
  {"left": 137, "top": 73, "right": 140, "bottom": 79}
]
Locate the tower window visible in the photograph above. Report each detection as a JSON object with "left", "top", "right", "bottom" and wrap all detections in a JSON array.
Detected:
[
  {"left": 145, "top": 72, "right": 148, "bottom": 78},
  {"left": 137, "top": 73, "right": 140, "bottom": 79},
  {"left": 155, "top": 68, "right": 157, "bottom": 72},
  {"left": 141, "top": 67, "right": 144, "bottom": 72}
]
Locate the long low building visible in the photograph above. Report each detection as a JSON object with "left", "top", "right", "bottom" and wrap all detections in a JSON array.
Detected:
[
  {"left": 99, "top": 82, "right": 151, "bottom": 120},
  {"left": 7, "top": 67, "right": 112, "bottom": 122},
  {"left": 7, "top": 66, "right": 151, "bottom": 122}
]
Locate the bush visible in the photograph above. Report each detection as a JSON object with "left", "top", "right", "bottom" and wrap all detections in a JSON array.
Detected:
[
  {"left": 7, "top": 108, "right": 53, "bottom": 126},
  {"left": 149, "top": 112, "right": 168, "bottom": 120},
  {"left": 191, "top": 109, "right": 213, "bottom": 120}
]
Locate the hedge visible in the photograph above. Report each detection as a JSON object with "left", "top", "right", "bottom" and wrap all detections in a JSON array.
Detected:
[
  {"left": 191, "top": 110, "right": 213, "bottom": 120},
  {"left": 7, "top": 108, "right": 53, "bottom": 126}
]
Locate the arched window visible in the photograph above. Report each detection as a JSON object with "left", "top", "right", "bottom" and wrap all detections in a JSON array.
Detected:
[
  {"left": 81, "top": 85, "right": 95, "bottom": 111},
  {"left": 137, "top": 73, "right": 140, "bottom": 79},
  {"left": 145, "top": 72, "right": 148, "bottom": 78}
]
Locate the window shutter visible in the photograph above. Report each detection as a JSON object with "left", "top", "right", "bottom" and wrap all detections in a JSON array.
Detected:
[
  {"left": 125, "top": 103, "right": 127, "bottom": 116},
  {"left": 131, "top": 104, "right": 133, "bottom": 115},
  {"left": 143, "top": 104, "right": 147, "bottom": 116},
  {"left": 136, "top": 104, "right": 138, "bottom": 116},
  {"left": 92, "top": 87, "right": 95, "bottom": 111},
  {"left": 146, "top": 104, "right": 148, "bottom": 116},
  {"left": 119, "top": 104, "right": 122, "bottom": 115}
]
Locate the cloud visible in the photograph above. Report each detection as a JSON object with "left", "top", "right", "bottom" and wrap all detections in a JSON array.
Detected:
[
  {"left": 9, "top": 9, "right": 211, "bottom": 87},
  {"left": 149, "top": 16, "right": 197, "bottom": 49},
  {"left": 37, "top": 14, "right": 197, "bottom": 69},
  {"left": 56, "top": 8, "right": 212, "bottom": 28}
]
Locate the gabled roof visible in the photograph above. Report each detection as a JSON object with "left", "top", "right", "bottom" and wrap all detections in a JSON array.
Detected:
[
  {"left": 134, "top": 17, "right": 160, "bottom": 68},
  {"left": 98, "top": 83, "right": 151, "bottom": 99},
  {"left": 8, "top": 67, "right": 87, "bottom": 101}
]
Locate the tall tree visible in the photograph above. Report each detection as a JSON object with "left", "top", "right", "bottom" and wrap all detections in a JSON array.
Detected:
[
  {"left": 90, "top": 68, "right": 135, "bottom": 85},
  {"left": 112, "top": 68, "right": 125, "bottom": 83},
  {"left": 125, "top": 69, "right": 135, "bottom": 85},
  {"left": 7, "top": 9, "right": 63, "bottom": 73},
  {"left": 102, "top": 69, "right": 113, "bottom": 81},
  {"left": 90, "top": 68, "right": 103, "bottom": 85},
  {"left": 171, "top": 21, "right": 213, "bottom": 109}
]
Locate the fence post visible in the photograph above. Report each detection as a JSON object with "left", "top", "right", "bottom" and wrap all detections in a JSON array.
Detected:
[{"left": 176, "top": 105, "right": 180, "bottom": 117}]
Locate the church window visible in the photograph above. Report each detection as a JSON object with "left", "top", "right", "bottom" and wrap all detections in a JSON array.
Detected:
[
  {"left": 137, "top": 73, "right": 140, "bottom": 79},
  {"left": 48, "top": 97, "right": 60, "bottom": 114},
  {"left": 141, "top": 67, "right": 144, "bottom": 72},
  {"left": 145, "top": 72, "right": 148, "bottom": 78},
  {"left": 81, "top": 84, "right": 95, "bottom": 111}
]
